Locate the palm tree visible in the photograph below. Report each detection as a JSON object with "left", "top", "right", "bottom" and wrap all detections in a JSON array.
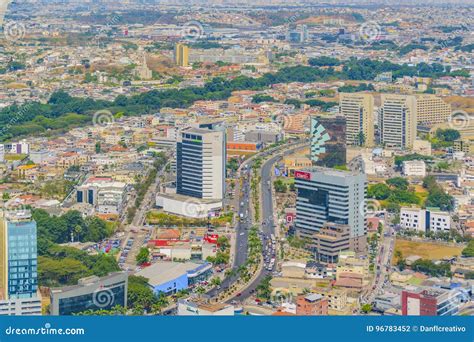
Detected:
[
  {"left": 195, "top": 286, "right": 206, "bottom": 295},
  {"left": 175, "top": 289, "right": 190, "bottom": 299},
  {"left": 151, "top": 294, "right": 169, "bottom": 315},
  {"left": 211, "top": 277, "right": 222, "bottom": 287}
]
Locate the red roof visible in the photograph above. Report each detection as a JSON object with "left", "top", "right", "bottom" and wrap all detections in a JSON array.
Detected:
[{"left": 149, "top": 239, "right": 190, "bottom": 247}]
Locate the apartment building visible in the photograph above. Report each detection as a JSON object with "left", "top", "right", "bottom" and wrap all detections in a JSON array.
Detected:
[
  {"left": 380, "top": 94, "right": 417, "bottom": 149},
  {"left": 175, "top": 43, "right": 189, "bottom": 67},
  {"left": 296, "top": 294, "right": 328, "bottom": 316},
  {"left": 339, "top": 93, "right": 374, "bottom": 147},
  {"left": 415, "top": 95, "right": 451, "bottom": 126}
]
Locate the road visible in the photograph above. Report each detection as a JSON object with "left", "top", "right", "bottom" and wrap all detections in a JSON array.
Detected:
[
  {"left": 362, "top": 212, "right": 396, "bottom": 305},
  {"left": 207, "top": 160, "right": 253, "bottom": 297},
  {"left": 230, "top": 152, "right": 282, "bottom": 301},
  {"left": 210, "top": 141, "right": 308, "bottom": 302},
  {"left": 120, "top": 158, "right": 171, "bottom": 269},
  {"left": 207, "top": 142, "right": 308, "bottom": 301}
]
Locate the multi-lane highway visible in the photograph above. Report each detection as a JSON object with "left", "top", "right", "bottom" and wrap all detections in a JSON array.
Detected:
[
  {"left": 362, "top": 212, "right": 396, "bottom": 306},
  {"left": 207, "top": 141, "right": 308, "bottom": 301},
  {"left": 216, "top": 142, "right": 308, "bottom": 301}
]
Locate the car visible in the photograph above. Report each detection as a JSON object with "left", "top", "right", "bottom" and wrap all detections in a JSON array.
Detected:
[{"left": 236, "top": 293, "right": 242, "bottom": 297}]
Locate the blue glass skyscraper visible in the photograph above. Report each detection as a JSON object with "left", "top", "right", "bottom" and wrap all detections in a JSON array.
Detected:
[{"left": 0, "top": 210, "right": 38, "bottom": 300}]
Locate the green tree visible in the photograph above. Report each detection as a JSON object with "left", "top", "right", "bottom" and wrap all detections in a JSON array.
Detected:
[
  {"left": 256, "top": 275, "right": 272, "bottom": 300},
  {"left": 386, "top": 177, "right": 409, "bottom": 190},
  {"left": 136, "top": 247, "right": 150, "bottom": 265},
  {"left": 361, "top": 303, "right": 372, "bottom": 314},
  {"left": 211, "top": 277, "right": 222, "bottom": 287},
  {"left": 462, "top": 240, "right": 474, "bottom": 257},
  {"left": 273, "top": 179, "right": 287, "bottom": 193},
  {"left": 217, "top": 236, "right": 230, "bottom": 251},
  {"left": 368, "top": 183, "right": 390, "bottom": 200},
  {"left": 127, "top": 276, "right": 157, "bottom": 312}
]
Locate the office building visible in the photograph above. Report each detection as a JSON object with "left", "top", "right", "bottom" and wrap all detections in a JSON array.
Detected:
[
  {"left": 176, "top": 127, "right": 225, "bottom": 201},
  {"left": 310, "top": 116, "right": 346, "bottom": 168},
  {"left": 0, "top": 210, "right": 38, "bottom": 301},
  {"left": 50, "top": 273, "right": 128, "bottom": 315},
  {"left": 294, "top": 167, "right": 367, "bottom": 253},
  {"left": 0, "top": 210, "right": 41, "bottom": 316},
  {"left": 177, "top": 298, "right": 234, "bottom": 316},
  {"left": 380, "top": 94, "right": 417, "bottom": 149},
  {"left": 401, "top": 288, "right": 461, "bottom": 316},
  {"left": 296, "top": 293, "right": 328, "bottom": 316},
  {"left": 339, "top": 93, "right": 374, "bottom": 147},
  {"left": 415, "top": 95, "right": 451, "bottom": 126},
  {"left": 175, "top": 43, "right": 189, "bottom": 67},
  {"left": 314, "top": 222, "right": 351, "bottom": 263},
  {"left": 400, "top": 207, "right": 451, "bottom": 233}
]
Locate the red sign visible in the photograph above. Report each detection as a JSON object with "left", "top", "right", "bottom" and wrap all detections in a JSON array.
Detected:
[
  {"left": 294, "top": 171, "right": 311, "bottom": 180},
  {"left": 205, "top": 234, "right": 219, "bottom": 244}
]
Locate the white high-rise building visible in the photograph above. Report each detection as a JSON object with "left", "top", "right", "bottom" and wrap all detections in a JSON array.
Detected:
[
  {"left": 339, "top": 93, "right": 374, "bottom": 147},
  {"left": 176, "top": 127, "right": 225, "bottom": 201},
  {"left": 380, "top": 94, "right": 417, "bottom": 150}
]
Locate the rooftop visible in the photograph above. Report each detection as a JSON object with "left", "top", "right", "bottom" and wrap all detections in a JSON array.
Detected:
[{"left": 135, "top": 261, "right": 206, "bottom": 286}]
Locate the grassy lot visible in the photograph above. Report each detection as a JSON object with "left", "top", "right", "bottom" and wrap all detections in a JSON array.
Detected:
[
  {"left": 413, "top": 185, "right": 429, "bottom": 205},
  {"left": 392, "top": 238, "right": 464, "bottom": 264},
  {"left": 4, "top": 153, "right": 27, "bottom": 161}
]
